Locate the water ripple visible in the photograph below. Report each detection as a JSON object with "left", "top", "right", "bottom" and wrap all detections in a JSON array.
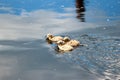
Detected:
[{"left": 54, "top": 34, "right": 120, "bottom": 79}]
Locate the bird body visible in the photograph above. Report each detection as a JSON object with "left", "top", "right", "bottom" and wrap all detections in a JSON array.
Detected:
[
  {"left": 50, "top": 36, "right": 63, "bottom": 42},
  {"left": 46, "top": 34, "right": 63, "bottom": 42},
  {"left": 58, "top": 44, "right": 74, "bottom": 52},
  {"left": 57, "top": 40, "right": 73, "bottom": 52},
  {"left": 63, "top": 37, "right": 80, "bottom": 47},
  {"left": 65, "top": 40, "right": 80, "bottom": 47}
]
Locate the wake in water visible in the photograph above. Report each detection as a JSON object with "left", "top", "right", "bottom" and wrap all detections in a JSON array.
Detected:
[{"left": 53, "top": 34, "right": 120, "bottom": 80}]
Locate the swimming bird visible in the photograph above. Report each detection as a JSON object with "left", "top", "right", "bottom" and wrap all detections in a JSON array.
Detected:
[
  {"left": 46, "top": 34, "right": 63, "bottom": 43},
  {"left": 63, "top": 37, "right": 80, "bottom": 47},
  {"left": 63, "top": 37, "right": 88, "bottom": 47},
  {"left": 57, "top": 40, "right": 74, "bottom": 52}
]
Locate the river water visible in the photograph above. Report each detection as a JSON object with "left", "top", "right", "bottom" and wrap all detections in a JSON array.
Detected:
[{"left": 0, "top": 0, "right": 120, "bottom": 80}]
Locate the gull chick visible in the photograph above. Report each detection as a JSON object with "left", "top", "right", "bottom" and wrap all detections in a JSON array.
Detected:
[
  {"left": 57, "top": 40, "right": 73, "bottom": 52},
  {"left": 46, "top": 34, "right": 63, "bottom": 42},
  {"left": 63, "top": 37, "right": 80, "bottom": 47}
]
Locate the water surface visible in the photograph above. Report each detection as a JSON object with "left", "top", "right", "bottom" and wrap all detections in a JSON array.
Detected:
[{"left": 0, "top": 0, "right": 120, "bottom": 80}]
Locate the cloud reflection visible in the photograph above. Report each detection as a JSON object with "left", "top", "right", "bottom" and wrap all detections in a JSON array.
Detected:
[
  {"left": 0, "top": 9, "right": 95, "bottom": 40},
  {"left": 0, "top": 56, "right": 18, "bottom": 80},
  {"left": 0, "top": 7, "right": 13, "bottom": 13}
]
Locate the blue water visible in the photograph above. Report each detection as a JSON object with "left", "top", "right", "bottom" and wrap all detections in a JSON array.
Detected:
[{"left": 0, "top": 0, "right": 120, "bottom": 80}]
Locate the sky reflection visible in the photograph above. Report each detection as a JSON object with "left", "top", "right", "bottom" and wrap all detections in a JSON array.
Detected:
[
  {"left": 0, "top": 0, "right": 75, "bottom": 14},
  {"left": 0, "top": 56, "right": 19, "bottom": 80},
  {"left": 0, "top": 9, "right": 95, "bottom": 40}
]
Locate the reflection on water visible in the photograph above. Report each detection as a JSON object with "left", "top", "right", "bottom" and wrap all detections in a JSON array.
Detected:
[
  {"left": 76, "top": 0, "right": 85, "bottom": 22},
  {"left": 0, "top": 0, "right": 120, "bottom": 80},
  {"left": 0, "top": 39, "right": 100, "bottom": 80},
  {"left": 0, "top": 10, "right": 95, "bottom": 40}
]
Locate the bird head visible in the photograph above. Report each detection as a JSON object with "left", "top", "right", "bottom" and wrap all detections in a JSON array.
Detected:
[
  {"left": 63, "top": 37, "right": 70, "bottom": 42},
  {"left": 46, "top": 33, "right": 53, "bottom": 39},
  {"left": 57, "top": 40, "right": 65, "bottom": 45}
]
